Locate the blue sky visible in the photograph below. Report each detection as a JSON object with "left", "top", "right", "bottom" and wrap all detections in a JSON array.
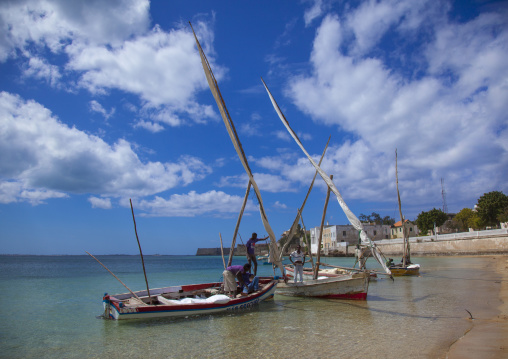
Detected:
[{"left": 1, "top": 0, "right": 507, "bottom": 255}]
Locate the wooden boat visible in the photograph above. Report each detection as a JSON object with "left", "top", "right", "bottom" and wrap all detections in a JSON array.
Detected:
[
  {"left": 103, "top": 278, "right": 277, "bottom": 320},
  {"left": 190, "top": 26, "right": 383, "bottom": 302},
  {"left": 276, "top": 271, "right": 370, "bottom": 300},
  {"left": 389, "top": 263, "right": 420, "bottom": 276},
  {"left": 284, "top": 265, "right": 377, "bottom": 280}
]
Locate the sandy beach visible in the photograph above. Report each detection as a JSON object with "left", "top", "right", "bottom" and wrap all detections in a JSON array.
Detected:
[{"left": 445, "top": 255, "right": 508, "bottom": 358}]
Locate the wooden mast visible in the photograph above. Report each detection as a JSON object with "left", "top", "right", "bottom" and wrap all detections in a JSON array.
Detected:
[
  {"left": 279, "top": 136, "right": 330, "bottom": 260},
  {"left": 314, "top": 174, "right": 333, "bottom": 279},
  {"left": 130, "top": 199, "right": 152, "bottom": 304},
  {"left": 395, "top": 149, "right": 408, "bottom": 266},
  {"left": 298, "top": 209, "right": 315, "bottom": 273},
  {"left": 219, "top": 233, "right": 226, "bottom": 270},
  {"left": 190, "top": 23, "right": 284, "bottom": 278},
  {"left": 227, "top": 181, "right": 251, "bottom": 267}
]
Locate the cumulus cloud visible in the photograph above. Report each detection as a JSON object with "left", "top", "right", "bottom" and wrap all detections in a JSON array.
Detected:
[
  {"left": 88, "top": 196, "right": 112, "bottom": 209},
  {"left": 22, "top": 57, "right": 62, "bottom": 87},
  {"left": 0, "top": 0, "right": 150, "bottom": 60},
  {"left": 137, "top": 190, "right": 257, "bottom": 217},
  {"left": 284, "top": 1, "right": 508, "bottom": 210},
  {"left": 0, "top": 0, "right": 222, "bottom": 129},
  {"left": 0, "top": 92, "right": 212, "bottom": 203}
]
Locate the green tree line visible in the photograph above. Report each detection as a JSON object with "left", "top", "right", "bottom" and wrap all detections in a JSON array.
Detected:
[{"left": 416, "top": 191, "right": 508, "bottom": 234}]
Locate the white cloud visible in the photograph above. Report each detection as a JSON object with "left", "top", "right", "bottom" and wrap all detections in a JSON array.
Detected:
[
  {"left": 133, "top": 120, "right": 165, "bottom": 133},
  {"left": 22, "top": 57, "right": 61, "bottom": 87},
  {"left": 0, "top": 180, "right": 68, "bottom": 205},
  {"left": 137, "top": 190, "right": 256, "bottom": 217},
  {"left": 303, "top": 0, "right": 325, "bottom": 27},
  {"left": 0, "top": 92, "right": 212, "bottom": 203},
  {"left": 89, "top": 100, "right": 115, "bottom": 119},
  {"left": 88, "top": 196, "right": 112, "bottom": 209},
  {"left": 283, "top": 5, "right": 508, "bottom": 210},
  {"left": 0, "top": 1, "right": 222, "bottom": 129},
  {"left": 0, "top": 0, "right": 150, "bottom": 61}
]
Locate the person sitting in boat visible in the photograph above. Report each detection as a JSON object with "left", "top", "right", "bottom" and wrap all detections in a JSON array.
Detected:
[
  {"left": 241, "top": 271, "right": 260, "bottom": 295},
  {"left": 386, "top": 258, "right": 394, "bottom": 267},
  {"left": 401, "top": 255, "right": 412, "bottom": 265},
  {"left": 289, "top": 245, "right": 306, "bottom": 283},
  {"left": 223, "top": 263, "right": 250, "bottom": 297},
  {"left": 246, "top": 232, "right": 269, "bottom": 276}
]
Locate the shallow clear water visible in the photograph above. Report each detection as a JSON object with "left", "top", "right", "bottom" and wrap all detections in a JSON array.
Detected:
[{"left": 0, "top": 255, "right": 502, "bottom": 358}]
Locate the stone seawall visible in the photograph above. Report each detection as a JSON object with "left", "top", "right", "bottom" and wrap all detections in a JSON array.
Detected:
[
  {"left": 374, "top": 235, "right": 508, "bottom": 256},
  {"left": 197, "top": 233, "right": 508, "bottom": 257},
  {"left": 196, "top": 248, "right": 232, "bottom": 256}
]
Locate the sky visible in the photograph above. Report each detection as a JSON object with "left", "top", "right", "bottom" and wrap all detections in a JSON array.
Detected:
[{"left": 1, "top": 0, "right": 507, "bottom": 255}]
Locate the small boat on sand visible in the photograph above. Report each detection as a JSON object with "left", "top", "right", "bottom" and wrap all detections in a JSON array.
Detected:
[
  {"left": 103, "top": 278, "right": 277, "bottom": 320},
  {"left": 276, "top": 271, "right": 370, "bottom": 300}
]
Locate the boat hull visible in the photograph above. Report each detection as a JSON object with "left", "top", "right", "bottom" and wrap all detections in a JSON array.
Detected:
[
  {"left": 276, "top": 272, "right": 370, "bottom": 300},
  {"left": 103, "top": 279, "right": 277, "bottom": 320},
  {"left": 285, "top": 266, "right": 377, "bottom": 280},
  {"left": 389, "top": 264, "right": 420, "bottom": 276}
]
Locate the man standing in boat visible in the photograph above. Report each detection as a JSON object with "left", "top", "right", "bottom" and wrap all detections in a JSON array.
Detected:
[
  {"left": 246, "top": 232, "right": 269, "bottom": 276},
  {"left": 290, "top": 245, "right": 305, "bottom": 283}
]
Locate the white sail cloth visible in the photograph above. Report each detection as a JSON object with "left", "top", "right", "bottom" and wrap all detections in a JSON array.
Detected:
[
  {"left": 190, "top": 24, "right": 284, "bottom": 276},
  {"left": 261, "top": 78, "right": 391, "bottom": 276}
]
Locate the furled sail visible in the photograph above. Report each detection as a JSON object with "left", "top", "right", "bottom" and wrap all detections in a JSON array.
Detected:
[
  {"left": 190, "top": 24, "right": 284, "bottom": 276},
  {"left": 261, "top": 78, "right": 392, "bottom": 276}
]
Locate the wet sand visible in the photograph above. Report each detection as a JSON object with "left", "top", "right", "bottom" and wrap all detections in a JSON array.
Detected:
[{"left": 446, "top": 255, "right": 508, "bottom": 358}]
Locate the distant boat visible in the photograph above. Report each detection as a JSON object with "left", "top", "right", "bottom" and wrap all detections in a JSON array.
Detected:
[
  {"left": 103, "top": 278, "right": 277, "bottom": 320},
  {"left": 257, "top": 254, "right": 271, "bottom": 265}
]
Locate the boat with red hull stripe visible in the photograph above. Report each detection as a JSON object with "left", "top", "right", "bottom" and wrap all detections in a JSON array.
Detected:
[{"left": 103, "top": 278, "right": 277, "bottom": 320}]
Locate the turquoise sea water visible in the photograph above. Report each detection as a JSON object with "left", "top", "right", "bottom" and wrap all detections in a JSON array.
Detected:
[{"left": 0, "top": 255, "right": 503, "bottom": 359}]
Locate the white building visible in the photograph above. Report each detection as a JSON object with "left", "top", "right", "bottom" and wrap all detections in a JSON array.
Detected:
[{"left": 309, "top": 224, "right": 391, "bottom": 255}]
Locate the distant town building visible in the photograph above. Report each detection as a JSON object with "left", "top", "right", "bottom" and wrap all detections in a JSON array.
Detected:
[
  {"left": 390, "top": 220, "right": 419, "bottom": 239},
  {"left": 309, "top": 224, "right": 391, "bottom": 255}
]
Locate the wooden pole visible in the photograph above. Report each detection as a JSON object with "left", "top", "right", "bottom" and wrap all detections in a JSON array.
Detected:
[
  {"left": 228, "top": 181, "right": 251, "bottom": 266},
  {"left": 219, "top": 233, "right": 226, "bottom": 270},
  {"left": 314, "top": 174, "right": 333, "bottom": 279},
  {"left": 395, "top": 150, "right": 408, "bottom": 266},
  {"left": 298, "top": 209, "right": 315, "bottom": 273},
  {"left": 129, "top": 199, "right": 152, "bottom": 304},
  {"left": 85, "top": 251, "right": 146, "bottom": 304},
  {"left": 279, "top": 137, "right": 331, "bottom": 260}
]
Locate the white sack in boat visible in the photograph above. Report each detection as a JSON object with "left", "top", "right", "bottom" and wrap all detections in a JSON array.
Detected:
[{"left": 157, "top": 294, "right": 231, "bottom": 305}]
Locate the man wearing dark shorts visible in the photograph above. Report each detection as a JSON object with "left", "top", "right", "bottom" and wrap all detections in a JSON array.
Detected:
[{"left": 245, "top": 232, "right": 269, "bottom": 276}]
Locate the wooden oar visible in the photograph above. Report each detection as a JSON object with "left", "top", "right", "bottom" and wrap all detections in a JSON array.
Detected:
[{"left": 85, "top": 251, "right": 146, "bottom": 304}]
